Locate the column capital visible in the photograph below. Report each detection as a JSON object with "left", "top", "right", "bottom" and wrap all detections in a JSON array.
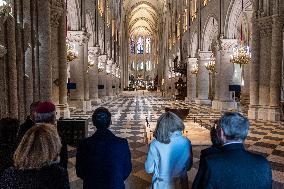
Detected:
[
  {"left": 187, "top": 57, "right": 198, "bottom": 64},
  {"left": 217, "top": 38, "right": 238, "bottom": 54},
  {"left": 50, "top": 0, "right": 64, "bottom": 28},
  {"left": 198, "top": 51, "right": 212, "bottom": 60},
  {"left": 0, "top": 4, "right": 11, "bottom": 27},
  {"left": 67, "top": 31, "right": 91, "bottom": 45},
  {"left": 98, "top": 54, "right": 108, "bottom": 63},
  {"left": 257, "top": 17, "right": 273, "bottom": 37},
  {"left": 0, "top": 45, "right": 7, "bottom": 57},
  {"left": 88, "top": 46, "right": 101, "bottom": 56}
]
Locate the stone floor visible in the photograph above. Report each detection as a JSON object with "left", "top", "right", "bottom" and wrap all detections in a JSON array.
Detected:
[{"left": 67, "top": 91, "right": 284, "bottom": 189}]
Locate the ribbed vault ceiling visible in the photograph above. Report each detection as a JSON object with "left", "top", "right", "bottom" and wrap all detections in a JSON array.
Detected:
[{"left": 124, "top": 0, "right": 164, "bottom": 36}]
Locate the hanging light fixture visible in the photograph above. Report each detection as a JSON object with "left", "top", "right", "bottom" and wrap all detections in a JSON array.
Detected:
[
  {"left": 230, "top": 0, "right": 251, "bottom": 65},
  {"left": 66, "top": 40, "right": 78, "bottom": 62},
  {"left": 190, "top": 63, "right": 199, "bottom": 75},
  {"left": 205, "top": 53, "right": 216, "bottom": 73}
]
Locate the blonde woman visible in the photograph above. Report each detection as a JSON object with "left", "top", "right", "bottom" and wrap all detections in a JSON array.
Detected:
[
  {"left": 145, "top": 112, "right": 192, "bottom": 189},
  {"left": 0, "top": 123, "right": 70, "bottom": 189}
]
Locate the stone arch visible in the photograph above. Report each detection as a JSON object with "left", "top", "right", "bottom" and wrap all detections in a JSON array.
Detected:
[
  {"left": 225, "top": 0, "right": 252, "bottom": 39},
  {"left": 67, "top": 0, "right": 81, "bottom": 30},
  {"left": 202, "top": 16, "right": 219, "bottom": 51},
  {"left": 190, "top": 32, "right": 198, "bottom": 57}
]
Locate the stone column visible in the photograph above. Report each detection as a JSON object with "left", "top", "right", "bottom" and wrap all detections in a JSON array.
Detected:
[
  {"left": 83, "top": 41, "right": 91, "bottom": 111},
  {"left": 0, "top": 45, "right": 7, "bottom": 118},
  {"left": 57, "top": 5, "right": 70, "bottom": 118},
  {"left": 38, "top": 0, "right": 52, "bottom": 101},
  {"left": 6, "top": 16, "right": 18, "bottom": 118},
  {"left": 212, "top": 39, "right": 238, "bottom": 110},
  {"left": 98, "top": 54, "right": 107, "bottom": 98},
  {"left": 248, "top": 18, "right": 261, "bottom": 120},
  {"left": 23, "top": 0, "right": 34, "bottom": 117},
  {"left": 67, "top": 31, "right": 89, "bottom": 110},
  {"left": 195, "top": 51, "right": 211, "bottom": 105},
  {"left": 88, "top": 46, "right": 100, "bottom": 103},
  {"left": 268, "top": 16, "right": 283, "bottom": 121},
  {"left": 257, "top": 19, "right": 272, "bottom": 120},
  {"left": 186, "top": 58, "right": 198, "bottom": 102},
  {"left": 106, "top": 59, "right": 114, "bottom": 97}
]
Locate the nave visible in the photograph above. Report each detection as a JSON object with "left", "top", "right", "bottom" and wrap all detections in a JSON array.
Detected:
[{"left": 67, "top": 91, "right": 284, "bottom": 189}]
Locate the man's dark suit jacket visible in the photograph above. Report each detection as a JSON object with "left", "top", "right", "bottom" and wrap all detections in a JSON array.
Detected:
[
  {"left": 192, "top": 145, "right": 221, "bottom": 189},
  {"left": 76, "top": 129, "right": 132, "bottom": 189},
  {"left": 195, "top": 143, "right": 272, "bottom": 189}
]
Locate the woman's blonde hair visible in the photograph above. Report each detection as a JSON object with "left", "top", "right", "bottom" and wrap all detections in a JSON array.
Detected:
[
  {"left": 14, "top": 123, "right": 62, "bottom": 170},
  {"left": 154, "top": 112, "right": 185, "bottom": 144}
]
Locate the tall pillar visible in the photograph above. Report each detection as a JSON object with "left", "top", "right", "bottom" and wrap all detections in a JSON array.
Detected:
[
  {"left": 248, "top": 18, "right": 261, "bottom": 120},
  {"left": 98, "top": 54, "right": 107, "bottom": 97},
  {"left": 6, "top": 16, "right": 18, "bottom": 118},
  {"left": 268, "top": 16, "right": 283, "bottom": 121},
  {"left": 38, "top": 0, "right": 52, "bottom": 101},
  {"left": 88, "top": 46, "right": 100, "bottom": 102},
  {"left": 195, "top": 51, "right": 211, "bottom": 105},
  {"left": 212, "top": 39, "right": 238, "bottom": 110},
  {"left": 0, "top": 45, "right": 7, "bottom": 118},
  {"left": 257, "top": 19, "right": 272, "bottom": 120},
  {"left": 57, "top": 4, "right": 70, "bottom": 118},
  {"left": 83, "top": 41, "right": 91, "bottom": 111},
  {"left": 106, "top": 59, "right": 114, "bottom": 97},
  {"left": 186, "top": 58, "right": 198, "bottom": 102},
  {"left": 67, "top": 31, "right": 89, "bottom": 110},
  {"left": 23, "top": 0, "right": 34, "bottom": 117}
]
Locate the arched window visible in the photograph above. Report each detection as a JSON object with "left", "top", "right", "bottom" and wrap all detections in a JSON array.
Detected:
[
  {"left": 146, "top": 61, "right": 151, "bottom": 71},
  {"left": 146, "top": 38, "right": 151, "bottom": 54},
  {"left": 137, "top": 37, "right": 144, "bottom": 54},
  {"left": 130, "top": 37, "right": 135, "bottom": 54}
]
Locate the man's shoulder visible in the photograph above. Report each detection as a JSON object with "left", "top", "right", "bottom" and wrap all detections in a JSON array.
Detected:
[{"left": 201, "top": 145, "right": 222, "bottom": 157}]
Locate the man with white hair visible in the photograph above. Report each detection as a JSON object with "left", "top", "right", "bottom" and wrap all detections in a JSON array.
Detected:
[{"left": 194, "top": 112, "right": 272, "bottom": 189}]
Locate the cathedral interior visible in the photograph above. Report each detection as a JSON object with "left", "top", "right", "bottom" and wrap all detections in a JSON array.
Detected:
[{"left": 0, "top": 0, "right": 284, "bottom": 188}]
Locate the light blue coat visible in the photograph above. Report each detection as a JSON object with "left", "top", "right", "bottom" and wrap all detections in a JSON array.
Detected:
[{"left": 145, "top": 131, "right": 191, "bottom": 189}]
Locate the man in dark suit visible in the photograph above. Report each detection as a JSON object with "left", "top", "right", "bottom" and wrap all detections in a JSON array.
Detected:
[
  {"left": 192, "top": 125, "right": 222, "bottom": 189},
  {"left": 194, "top": 112, "right": 272, "bottom": 189},
  {"left": 76, "top": 107, "right": 132, "bottom": 189}
]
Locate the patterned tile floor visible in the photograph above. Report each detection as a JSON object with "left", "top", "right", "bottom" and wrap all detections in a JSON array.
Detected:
[{"left": 67, "top": 91, "right": 284, "bottom": 189}]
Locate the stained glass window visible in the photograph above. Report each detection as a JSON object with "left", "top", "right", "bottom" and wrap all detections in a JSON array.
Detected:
[
  {"left": 146, "top": 38, "right": 151, "bottom": 54},
  {"left": 146, "top": 61, "right": 151, "bottom": 71},
  {"left": 130, "top": 37, "right": 135, "bottom": 54},
  {"left": 137, "top": 37, "right": 144, "bottom": 54}
]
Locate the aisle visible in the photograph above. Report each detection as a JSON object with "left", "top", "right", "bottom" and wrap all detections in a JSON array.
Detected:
[{"left": 68, "top": 91, "right": 284, "bottom": 189}]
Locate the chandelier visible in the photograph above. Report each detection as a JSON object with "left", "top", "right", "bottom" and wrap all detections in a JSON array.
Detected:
[
  {"left": 205, "top": 53, "right": 216, "bottom": 73},
  {"left": 66, "top": 40, "right": 78, "bottom": 62},
  {"left": 190, "top": 63, "right": 199, "bottom": 75},
  {"left": 230, "top": 0, "right": 251, "bottom": 66},
  {"left": 230, "top": 44, "right": 251, "bottom": 65}
]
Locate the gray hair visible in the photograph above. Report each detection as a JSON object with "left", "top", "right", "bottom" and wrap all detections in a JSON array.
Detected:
[
  {"left": 219, "top": 112, "right": 249, "bottom": 142},
  {"left": 154, "top": 112, "right": 185, "bottom": 144},
  {"left": 35, "top": 111, "right": 56, "bottom": 124}
]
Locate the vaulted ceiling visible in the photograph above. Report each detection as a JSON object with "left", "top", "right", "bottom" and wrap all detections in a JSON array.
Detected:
[{"left": 123, "top": 0, "right": 165, "bottom": 36}]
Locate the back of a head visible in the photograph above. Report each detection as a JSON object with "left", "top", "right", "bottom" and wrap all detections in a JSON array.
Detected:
[
  {"left": 154, "top": 111, "right": 185, "bottom": 144},
  {"left": 219, "top": 112, "right": 249, "bottom": 142},
  {"left": 92, "top": 107, "right": 111, "bottom": 129},
  {"left": 14, "top": 123, "right": 62, "bottom": 170},
  {"left": 210, "top": 126, "right": 221, "bottom": 146},
  {"left": 0, "top": 118, "right": 19, "bottom": 143},
  {"left": 35, "top": 101, "right": 56, "bottom": 124}
]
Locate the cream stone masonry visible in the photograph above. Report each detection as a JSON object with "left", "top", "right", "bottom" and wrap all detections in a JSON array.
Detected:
[
  {"left": 212, "top": 39, "right": 238, "bottom": 111},
  {"left": 88, "top": 46, "right": 100, "bottom": 101},
  {"left": 67, "top": 30, "right": 91, "bottom": 110},
  {"left": 98, "top": 54, "right": 107, "bottom": 97},
  {"left": 195, "top": 51, "right": 211, "bottom": 105},
  {"left": 186, "top": 58, "right": 198, "bottom": 102}
]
